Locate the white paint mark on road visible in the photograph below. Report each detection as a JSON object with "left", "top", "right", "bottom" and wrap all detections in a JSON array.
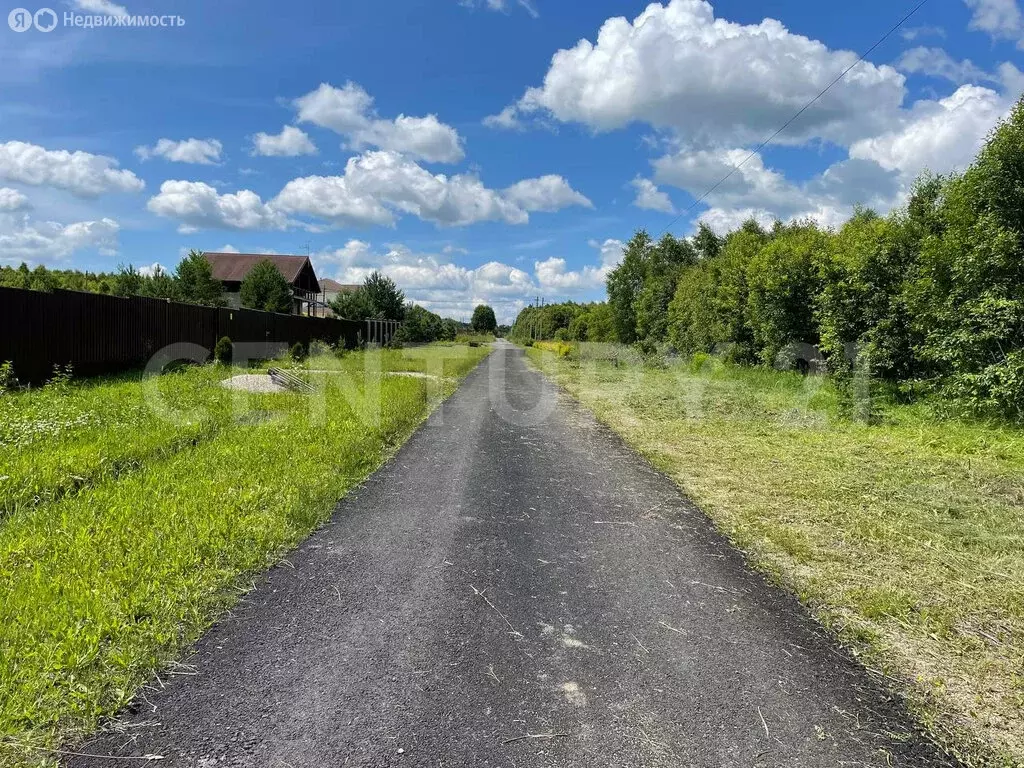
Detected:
[
  {"left": 560, "top": 682, "right": 588, "bottom": 707},
  {"left": 561, "top": 624, "right": 593, "bottom": 650}
]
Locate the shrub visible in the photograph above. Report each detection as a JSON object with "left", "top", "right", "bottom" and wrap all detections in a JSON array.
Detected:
[
  {"left": 553, "top": 328, "right": 569, "bottom": 342},
  {"left": 309, "top": 339, "right": 332, "bottom": 357},
  {"left": 0, "top": 361, "right": 15, "bottom": 393},
  {"left": 214, "top": 336, "right": 232, "bottom": 365},
  {"left": 534, "top": 340, "right": 572, "bottom": 358},
  {"left": 289, "top": 342, "right": 307, "bottom": 362},
  {"left": 47, "top": 363, "right": 73, "bottom": 390},
  {"left": 399, "top": 304, "right": 446, "bottom": 343}
]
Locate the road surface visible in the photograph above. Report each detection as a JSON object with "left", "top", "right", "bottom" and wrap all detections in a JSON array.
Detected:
[{"left": 71, "top": 342, "right": 952, "bottom": 767}]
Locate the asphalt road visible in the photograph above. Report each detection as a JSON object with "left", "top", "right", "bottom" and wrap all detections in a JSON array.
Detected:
[{"left": 71, "top": 342, "right": 953, "bottom": 767}]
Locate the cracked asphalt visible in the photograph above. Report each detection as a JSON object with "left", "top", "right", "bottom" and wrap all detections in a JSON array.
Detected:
[{"left": 70, "top": 342, "right": 954, "bottom": 767}]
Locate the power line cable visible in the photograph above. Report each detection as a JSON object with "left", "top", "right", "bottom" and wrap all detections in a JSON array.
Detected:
[{"left": 656, "top": 0, "right": 933, "bottom": 236}]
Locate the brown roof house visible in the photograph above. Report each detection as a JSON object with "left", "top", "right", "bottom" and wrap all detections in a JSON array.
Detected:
[{"left": 203, "top": 252, "right": 323, "bottom": 315}]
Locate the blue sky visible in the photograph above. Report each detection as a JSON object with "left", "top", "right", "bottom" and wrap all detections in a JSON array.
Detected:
[{"left": 1, "top": 0, "right": 1022, "bottom": 321}]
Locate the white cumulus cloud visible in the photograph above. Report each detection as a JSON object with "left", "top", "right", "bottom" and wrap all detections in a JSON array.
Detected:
[
  {"left": 502, "top": 175, "right": 592, "bottom": 212},
  {"left": 964, "top": 0, "right": 1024, "bottom": 46},
  {"left": 274, "top": 151, "right": 587, "bottom": 228},
  {"left": 897, "top": 47, "right": 995, "bottom": 85},
  {"left": 0, "top": 141, "right": 144, "bottom": 198},
  {"left": 135, "top": 138, "right": 223, "bottom": 165},
  {"left": 499, "top": 0, "right": 906, "bottom": 147},
  {"left": 251, "top": 126, "right": 318, "bottom": 157},
  {"left": 849, "top": 85, "right": 1009, "bottom": 179},
  {"left": 295, "top": 82, "right": 465, "bottom": 163},
  {"left": 630, "top": 177, "right": 675, "bottom": 213},
  {"left": 533, "top": 238, "right": 626, "bottom": 293},
  {"left": 534, "top": 256, "right": 609, "bottom": 292},
  {"left": 147, "top": 180, "right": 287, "bottom": 233},
  {"left": 0, "top": 188, "right": 28, "bottom": 212},
  {"left": 589, "top": 238, "right": 624, "bottom": 268},
  {"left": 653, "top": 146, "right": 901, "bottom": 232},
  {"left": 482, "top": 105, "right": 524, "bottom": 130},
  {"left": 0, "top": 213, "right": 119, "bottom": 263}
]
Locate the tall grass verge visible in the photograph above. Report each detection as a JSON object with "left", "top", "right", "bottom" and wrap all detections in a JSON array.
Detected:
[
  {"left": 528, "top": 343, "right": 1024, "bottom": 767},
  {"left": 0, "top": 368, "right": 244, "bottom": 516}
]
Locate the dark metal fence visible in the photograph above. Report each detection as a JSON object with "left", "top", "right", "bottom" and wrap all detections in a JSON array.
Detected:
[{"left": 0, "top": 287, "right": 396, "bottom": 384}]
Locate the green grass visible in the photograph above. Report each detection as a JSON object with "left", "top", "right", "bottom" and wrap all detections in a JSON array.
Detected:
[
  {"left": 453, "top": 332, "right": 495, "bottom": 345},
  {"left": 0, "top": 344, "right": 490, "bottom": 766},
  {"left": 527, "top": 344, "right": 1024, "bottom": 768},
  {"left": 0, "top": 368, "right": 243, "bottom": 516}
]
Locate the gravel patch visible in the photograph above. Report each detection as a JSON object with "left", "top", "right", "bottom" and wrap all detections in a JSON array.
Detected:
[{"left": 220, "top": 374, "right": 288, "bottom": 394}]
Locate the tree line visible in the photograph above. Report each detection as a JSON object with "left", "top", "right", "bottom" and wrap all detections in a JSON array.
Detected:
[
  {"left": 512, "top": 97, "right": 1024, "bottom": 420},
  {"left": 1, "top": 251, "right": 229, "bottom": 307},
  {"left": 328, "top": 272, "right": 500, "bottom": 343}
]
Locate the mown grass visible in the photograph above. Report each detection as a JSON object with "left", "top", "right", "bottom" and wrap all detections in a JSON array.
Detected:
[
  {"left": 527, "top": 344, "right": 1024, "bottom": 768},
  {"left": 0, "top": 344, "right": 490, "bottom": 766}
]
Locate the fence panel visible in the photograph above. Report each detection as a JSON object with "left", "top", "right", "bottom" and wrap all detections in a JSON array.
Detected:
[{"left": 0, "top": 287, "right": 368, "bottom": 385}]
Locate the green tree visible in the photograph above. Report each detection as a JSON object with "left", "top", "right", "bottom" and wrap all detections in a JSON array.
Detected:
[
  {"left": 175, "top": 250, "right": 224, "bottom": 306},
  {"left": 667, "top": 260, "right": 719, "bottom": 355},
  {"left": 112, "top": 264, "right": 144, "bottom": 297},
  {"left": 692, "top": 222, "right": 723, "bottom": 261},
  {"left": 329, "top": 272, "right": 406, "bottom": 321},
  {"left": 471, "top": 304, "right": 497, "bottom": 333},
  {"left": 441, "top": 319, "right": 460, "bottom": 341},
  {"left": 142, "top": 265, "right": 179, "bottom": 300},
  {"left": 667, "top": 222, "right": 765, "bottom": 360},
  {"left": 745, "top": 222, "right": 829, "bottom": 366},
  {"left": 9, "top": 263, "right": 31, "bottom": 290},
  {"left": 635, "top": 233, "right": 698, "bottom": 346},
  {"left": 584, "top": 303, "right": 616, "bottom": 342},
  {"left": 397, "top": 304, "right": 445, "bottom": 342},
  {"left": 567, "top": 311, "right": 590, "bottom": 341},
  {"left": 330, "top": 289, "right": 374, "bottom": 321},
  {"left": 363, "top": 272, "right": 406, "bottom": 321},
  {"left": 0, "top": 263, "right": 126, "bottom": 295},
  {"left": 240, "top": 259, "right": 293, "bottom": 314},
  {"left": 29, "top": 264, "right": 58, "bottom": 292},
  {"left": 816, "top": 209, "right": 920, "bottom": 380},
  {"left": 908, "top": 97, "right": 1024, "bottom": 416},
  {"left": 605, "top": 230, "right": 651, "bottom": 344}
]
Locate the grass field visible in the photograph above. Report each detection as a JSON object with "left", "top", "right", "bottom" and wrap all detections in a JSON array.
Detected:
[
  {"left": 527, "top": 344, "right": 1023, "bottom": 768},
  {"left": 0, "top": 343, "right": 490, "bottom": 766}
]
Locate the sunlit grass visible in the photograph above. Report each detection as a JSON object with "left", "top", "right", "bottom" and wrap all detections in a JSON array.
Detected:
[
  {"left": 528, "top": 344, "right": 1024, "bottom": 767},
  {"left": 0, "top": 368, "right": 240, "bottom": 515},
  {"left": 0, "top": 344, "right": 490, "bottom": 765}
]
